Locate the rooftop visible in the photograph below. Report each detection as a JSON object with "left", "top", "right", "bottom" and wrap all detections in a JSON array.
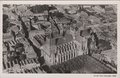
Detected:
[{"left": 51, "top": 55, "right": 116, "bottom": 73}]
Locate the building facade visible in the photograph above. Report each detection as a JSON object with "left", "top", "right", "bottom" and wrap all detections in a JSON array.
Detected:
[{"left": 42, "top": 40, "right": 84, "bottom": 66}]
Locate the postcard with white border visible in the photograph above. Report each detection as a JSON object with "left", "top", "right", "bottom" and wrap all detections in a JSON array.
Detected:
[{"left": 0, "top": 0, "right": 120, "bottom": 78}]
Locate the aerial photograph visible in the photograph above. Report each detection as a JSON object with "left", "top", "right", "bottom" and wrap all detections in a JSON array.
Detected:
[{"left": 2, "top": 4, "right": 117, "bottom": 73}]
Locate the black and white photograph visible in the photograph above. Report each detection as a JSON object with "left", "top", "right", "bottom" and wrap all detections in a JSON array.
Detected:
[{"left": 2, "top": 3, "right": 117, "bottom": 74}]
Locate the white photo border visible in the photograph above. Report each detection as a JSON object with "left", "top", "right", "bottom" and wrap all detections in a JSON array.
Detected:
[{"left": 0, "top": 1, "right": 120, "bottom": 78}]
